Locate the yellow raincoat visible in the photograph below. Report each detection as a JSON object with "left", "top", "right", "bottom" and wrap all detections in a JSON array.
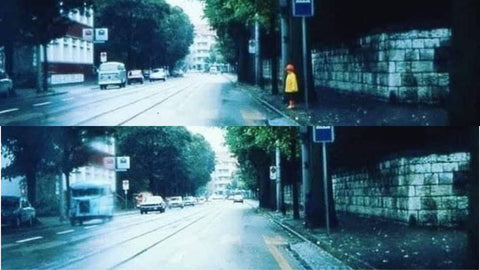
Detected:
[{"left": 285, "top": 72, "right": 299, "bottom": 93}]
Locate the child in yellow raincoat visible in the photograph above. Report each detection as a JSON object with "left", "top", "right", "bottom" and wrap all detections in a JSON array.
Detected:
[{"left": 284, "top": 64, "right": 298, "bottom": 109}]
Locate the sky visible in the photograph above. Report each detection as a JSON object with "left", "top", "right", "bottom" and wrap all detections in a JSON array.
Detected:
[
  {"left": 165, "top": 0, "right": 208, "bottom": 25},
  {"left": 186, "top": 126, "right": 228, "bottom": 154}
]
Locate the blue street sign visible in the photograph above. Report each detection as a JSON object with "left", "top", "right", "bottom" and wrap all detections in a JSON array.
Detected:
[
  {"left": 313, "top": 126, "right": 334, "bottom": 143},
  {"left": 292, "top": 0, "right": 314, "bottom": 17}
]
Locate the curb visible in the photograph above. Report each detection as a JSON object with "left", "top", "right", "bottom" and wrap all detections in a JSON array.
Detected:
[{"left": 260, "top": 209, "right": 374, "bottom": 270}]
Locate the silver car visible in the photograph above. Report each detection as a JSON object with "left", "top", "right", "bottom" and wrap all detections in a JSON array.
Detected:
[
  {"left": 1, "top": 196, "right": 36, "bottom": 227},
  {"left": 0, "top": 70, "right": 13, "bottom": 97}
]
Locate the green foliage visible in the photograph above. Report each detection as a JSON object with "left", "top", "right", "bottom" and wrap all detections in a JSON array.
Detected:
[
  {"left": 116, "top": 127, "right": 215, "bottom": 197},
  {"left": 95, "top": 0, "right": 194, "bottom": 69}
]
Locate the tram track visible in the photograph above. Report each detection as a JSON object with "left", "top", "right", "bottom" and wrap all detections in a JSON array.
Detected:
[{"left": 45, "top": 205, "right": 225, "bottom": 270}]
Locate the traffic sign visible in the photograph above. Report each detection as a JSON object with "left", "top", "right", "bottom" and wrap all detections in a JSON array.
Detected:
[
  {"left": 122, "top": 180, "right": 129, "bottom": 191},
  {"left": 100, "top": 52, "right": 107, "bottom": 63},
  {"left": 95, "top": 28, "right": 109, "bottom": 42},
  {"left": 83, "top": 28, "right": 93, "bottom": 41},
  {"left": 292, "top": 0, "right": 314, "bottom": 17},
  {"left": 103, "top": 156, "right": 115, "bottom": 170},
  {"left": 117, "top": 156, "right": 130, "bottom": 170},
  {"left": 313, "top": 126, "right": 335, "bottom": 143},
  {"left": 270, "top": 166, "right": 277, "bottom": 180}
]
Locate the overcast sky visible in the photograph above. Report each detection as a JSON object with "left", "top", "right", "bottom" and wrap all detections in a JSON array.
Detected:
[
  {"left": 187, "top": 126, "right": 228, "bottom": 154},
  {"left": 165, "top": 0, "right": 207, "bottom": 25}
]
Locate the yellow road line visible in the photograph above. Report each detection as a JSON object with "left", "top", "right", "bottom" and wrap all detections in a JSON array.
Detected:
[{"left": 263, "top": 235, "right": 294, "bottom": 270}]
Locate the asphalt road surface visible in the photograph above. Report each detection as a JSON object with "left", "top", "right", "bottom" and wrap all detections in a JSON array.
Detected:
[
  {"left": 0, "top": 74, "right": 295, "bottom": 126},
  {"left": 1, "top": 201, "right": 309, "bottom": 270}
]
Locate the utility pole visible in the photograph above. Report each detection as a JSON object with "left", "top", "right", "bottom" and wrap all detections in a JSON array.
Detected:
[
  {"left": 279, "top": 0, "right": 289, "bottom": 89},
  {"left": 254, "top": 14, "right": 261, "bottom": 86},
  {"left": 275, "top": 141, "right": 282, "bottom": 212},
  {"left": 300, "top": 127, "right": 310, "bottom": 214}
]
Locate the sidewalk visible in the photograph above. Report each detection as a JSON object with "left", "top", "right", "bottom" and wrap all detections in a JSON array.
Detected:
[
  {"left": 235, "top": 82, "right": 448, "bottom": 126},
  {"left": 36, "top": 209, "right": 138, "bottom": 227},
  {"left": 258, "top": 207, "right": 468, "bottom": 269},
  {"left": 11, "top": 81, "right": 97, "bottom": 99}
]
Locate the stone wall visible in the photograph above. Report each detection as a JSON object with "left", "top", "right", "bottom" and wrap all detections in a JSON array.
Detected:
[
  {"left": 312, "top": 28, "right": 451, "bottom": 104},
  {"left": 332, "top": 152, "right": 470, "bottom": 227}
]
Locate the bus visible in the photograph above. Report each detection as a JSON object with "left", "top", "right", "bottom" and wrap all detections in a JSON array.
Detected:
[{"left": 70, "top": 182, "right": 114, "bottom": 226}]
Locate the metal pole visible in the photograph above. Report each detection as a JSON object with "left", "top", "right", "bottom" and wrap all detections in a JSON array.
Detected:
[
  {"left": 280, "top": 0, "right": 288, "bottom": 90},
  {"left": 255, "top": 15, "right": 261, "bottom": 86},
  {"left": 124, "top": 190, "right": 127, "bottom": 209},
  {"left": 276, "top": 142, "right": 282, "bottom": 212},
  {"left": 302, "top": 17, "right": 309, "bottom": 110},
  {"left": 322, "top": 142, "right": 330, "bottom": 235},
  {"left": 301, "top": 132, "right": 310, "bottom": 206}
]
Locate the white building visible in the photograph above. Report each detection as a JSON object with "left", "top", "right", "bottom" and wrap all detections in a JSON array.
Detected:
[
  {"left": 40, "top": 7, "right": 95, "bottom": 85},
  {"left": 65, "top": 137, "right": 116, "bottom": 193},
  {"left": 186, "top": 24, "right": 217, "bottom": 71},
  {"left": 209, "top": 149, "right": 238, "bottom": 196}
]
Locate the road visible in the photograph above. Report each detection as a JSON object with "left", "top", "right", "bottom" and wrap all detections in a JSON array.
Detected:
[
  {"left": 1, "top": 201, "right": 308, "bottom": 270},
  {"left": 0, "top": 73, "right": 296, "bottom": 126}
]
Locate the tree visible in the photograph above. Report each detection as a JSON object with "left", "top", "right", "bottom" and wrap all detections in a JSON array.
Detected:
[{"left": 95, "top": 0, "right": 193, "bottom": 70}]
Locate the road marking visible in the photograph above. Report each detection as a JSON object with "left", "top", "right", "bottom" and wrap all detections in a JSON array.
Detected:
[
  {"left": 84, "top": 225, "right": 98, "bottom": 229},
  {"left": 263, "top": 235, "right": 293, "bottom": 270},
  {"left": 57, "top": 229, "right": 74, "bottom": 235},
  {"left": 33, "top": 101, "right": 52, "bottom": 107},
  {"left": 16, "top": 236, "right": 43, "bottom": 243},
  {"left": 62, "top": 97, "right": 74, "bottom": 101},
  {"left": 0, "top": 108, "right": 19, "bottom": 114}
]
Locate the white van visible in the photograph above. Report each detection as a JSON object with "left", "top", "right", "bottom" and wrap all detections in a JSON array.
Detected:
[
  {"left": 70, "top": 182, "right": 114, "bottom": 225},
  {"left": 98, "top": 62, "right": 127, "bottom": 89}
]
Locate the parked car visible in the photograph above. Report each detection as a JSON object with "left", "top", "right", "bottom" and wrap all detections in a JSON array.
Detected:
[
  {"left": 233, "top": 193, "right": 244, "bottom": 203},
  {"left": 142, "top": 69, "right": 151, "bottom": 80},
  {"left": 139, "top": 196, "right": 167, "bottom": 214},
  {"left": 1, "top": 196, "right": 36, "bottom": 227},
  {"left": 209, "top": 194, "right": 225, "bottom": 201},
  {"left": 0, "top": 69, "right": 14, "bottom": 97},
  {"left": 127, "top": 70, "right": 144, "bottom": 84},
  {"left": 183, "top": 196, "right": 196, "bottom": 206},
  {"left": 166, "top": 196, "right": 184, "bottom": 208},
  {"left": 209, "top": 66, "right": 218, "bottom": 74},
  {"left": 149, "top": 68, "right": 166, "bottom": 82},
  {"left": 197, "top": 196, "right": 206, "bottom": 204},
  {"left": 171, "top": 70, "right": 184, "bottom": 77},
  {"left": 98, "top": 62, "right": 127, "bottom": 89}
]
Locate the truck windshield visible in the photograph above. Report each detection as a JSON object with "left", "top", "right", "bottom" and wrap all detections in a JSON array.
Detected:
[{"left": 72, "top": 188, "right": 102, "bottom": 197}]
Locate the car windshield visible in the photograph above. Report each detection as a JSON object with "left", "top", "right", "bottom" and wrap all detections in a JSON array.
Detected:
[
  {"left": 1, "top": 197, "right": 19, "bottom": 209},
  {"left": 100, "top": 64, "right": 120, "bottom": 71},
  {"left": 153, "top": 69, "right": 164, "bottom": 73},
  {"left": 145, "top": 196, "right": 163, "bottom": 203},
  {"left": 72, "top": 188, "right": 102, "bottom": 197}
]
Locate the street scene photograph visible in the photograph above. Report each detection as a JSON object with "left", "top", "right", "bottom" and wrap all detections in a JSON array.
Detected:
[
  {"left": 1, "top": 126, "right": 478, "bottom": 269},
  {"left": 0, "top": 0, "right": 478, "bottom": 126}
]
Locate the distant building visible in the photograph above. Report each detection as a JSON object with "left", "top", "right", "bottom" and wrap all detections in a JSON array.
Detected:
[
  {"left": 186, "top": 24, "right": 217, "bottom": 71},
  {"left": 209, "top": 149, "right": 238, "bottom": 196}
]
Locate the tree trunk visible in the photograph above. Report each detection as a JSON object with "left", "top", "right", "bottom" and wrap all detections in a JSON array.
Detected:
[
  {"left": 26, "top": 170, "right": 37, "bottom": 206},
  {"left": 449, "top": 0, "right": 479, "bottom": 125},
  {"left": 466, "top": 127, "right": 479, "bottom": 269},
  {"left": 4, "top": 41, "right": 14, "bottom": 76},
  {"left": 42, "top": 43, "right": 49, "bottom": 92},
  {"left": 64, "top": 172, "right": 71, "bottom": 218}
]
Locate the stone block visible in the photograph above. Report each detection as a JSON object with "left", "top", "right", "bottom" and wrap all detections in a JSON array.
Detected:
[
  {"left": 421, "top": 197, "right": 438, "bottom": 210},
  {"left": 430, "top": 28, "right": 451, "bottom": 38},
  {"left": 419, "top": 49, "right": 435, "bottom": 60},
  {"left": 417, "top": 87, "right": 431, "bottom": 103},
  {"left": 408, "top": 186, "right": 416, "bottom": 197},
  {"left": 412, "top": 39, "right": 425, "bottom": 49},
  {"left": 431, "top": 163, "right": 443, "bottom": 173},
  {"left": 408, "top": 197, "right": 421, "bottom": 210},
  {"left": 416, "top": 163, "right": 432, "bottom": 173},
  {"left": 404, "top": 50, "right": 420, "bottom": 61},
  {"left": 412, "top": 61, "right": 434, "bottom": 72},
  {"left": 395, "top": 62, "right": 412, "bottom": 72},
  {"left": 388, "top": 73, "right": 402, "bottom": 86},
  {"left": 443, "top": 162, "right": 458, "bottom": 172},
  {"left": 421, "top": 73, "right": 438, "bottom": 86},
  {"left": 395, "top": 40, "right": 408, "bottom": 49},
  {"left": 424, "top": 39, "right": 440, "bottom": 48},
  {"left": 437, "top": 210, "right": 451, "bottom": 226},
  {"left": 401, "top": 73, "right": 419, "bottom": 87},
  {"left": 424, "top": 173, "right": 438, "bottom": 185},
  {"left": 415, "top": 185, "right": 431, "bottom": 196},
  {"left": 438, "top": 172, "right": 453, "bottom": 184},
  {"left": 439, "top": 196, "right": 457, "bottom": 209},
  {"left": 388, "top": 50, "right": 405, "bottom": 61},
  {"left": 418, "top": 210, "right": 438, "bottom": 226},
  {"left": 457, "top": 196, "right": 468, "bottom": 209},
  {"left": 430, "top": 185, "right": 452, "bottom": 196},
  {"left": 438, "top": 73, "right": 449, "bottom": 86}
]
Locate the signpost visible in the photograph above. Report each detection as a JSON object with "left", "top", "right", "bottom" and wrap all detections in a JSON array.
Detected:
[
  {"left": 292, "top": 0, "right": 314, "bottom": 110},
  {"left": 116, "top": 156, "right": 130, "bottom": 171},
  {"left": 100, "top": 52, "right": 107, "bottom": 63},
  {"left": 270, "top": 166, "right": 277, "bottom": 180},
  {"left": 122, "top": 180, "right": 129, "bottom": 209},
  {"left": 312, "top": 126, "right": 334, "bottom": 235}
]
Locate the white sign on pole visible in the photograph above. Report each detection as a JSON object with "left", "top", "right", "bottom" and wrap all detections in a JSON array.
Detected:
[
  {"left": 117, "top": 156, "right": 130, "bottom": 170},
  {"left": 95, "top": 28, "right": 109, "bottom": 42},
  {"left": 248, "top": 39, "right": 256, "bottom": 54},
  {"left": 103, "top": 157, "right": 115, "bottom": 170},
  {"left": 122, "top": 180, "right": 129, "bottom": 191},
  {"left": 269, "top": 166, "right": 277, "bottom": 180},
  {"left": 83, "top": 28, "right": 93, "bottom": 41},
  {"left": 100, "top": 52, "right": 107, "bottom": 63}
]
